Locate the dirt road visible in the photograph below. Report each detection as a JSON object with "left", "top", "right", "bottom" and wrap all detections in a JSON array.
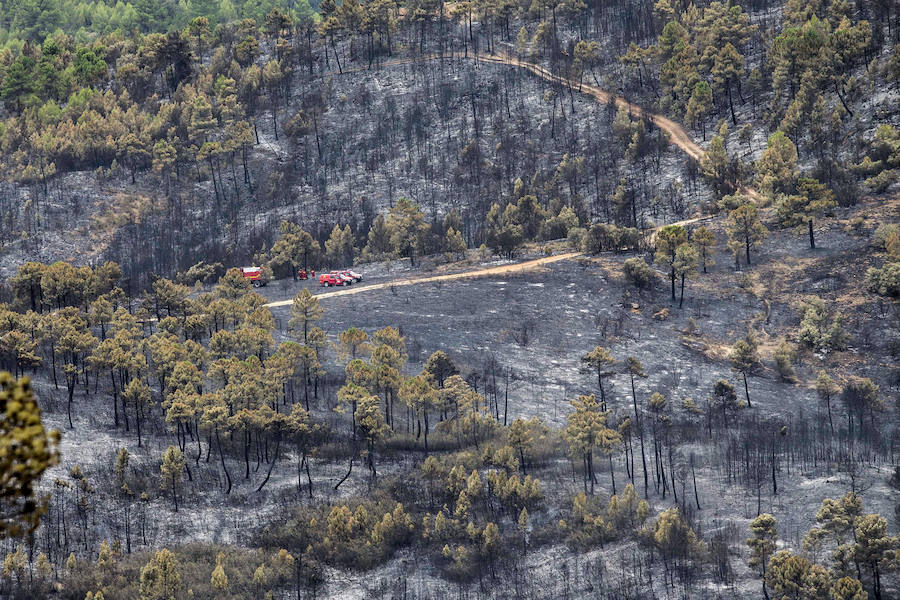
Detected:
[
  {"left": 342, "top": 50, "right": 762, "bottom": 202},
  {"left": 277, "top": 50, "right": 763, "bottom": 304},
  {"left": 476, "top": 53, "right": 707, "bottom": 161},
  {"left": 264, "top": 252, "right": 582, "bottom": 308},
  {"left": 335, "top": 51, "right": 705, "bottom": 161}
]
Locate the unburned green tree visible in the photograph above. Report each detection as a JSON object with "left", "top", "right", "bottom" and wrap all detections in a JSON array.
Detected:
[
  {"left": 747, "top": 513, "right": 778, "bottom": 599},
  {"left": 139, "top": 548, "right": 181, "bottom": 600},
  {"left": 685, "top": 80, "right": 713, "bottom": 140},
  {"left": 727, "top": 203, "right": 768, "bottom": 267},
  {"left": 325, "top": 224, "right": 356, "bottom": 267},
  {"left": 398, "top": 374, "right": 438, "bottom": 453},
  {"left": 764, "top": 551, "right": 832, "bottom": 600},
  {"left": 289, "top": 289, "right": 324, "bottom": 344},
  {"left": 210, "top": 551, "right": 228, "bottom": 592},
  {"left": 423, "top": 351, "right": 458, "bottom": 389},
  {"left": 123, "top": 378, "right": 152, "bottom": 447},
  {"left": 653, "top": 507, "right": 703, "bottom": 567},
  {"left": 159, "top": 446, "right": 185, "bottom": 512},
  {"left": 9, "top": 262, "right": 48, "bottom": 312},
  {"left": 443, "top": 227, "right": 467, "bottom": 259},
  {"left": 757, "top": 131, "right": 798, "bottom": 197},
  {"left": 336, "top": 328, "right": 370, "bottom": 363},
  {"left": 271, "top": 221, "right": 320, "bottom": 278},
  {"left": 712, "top": 379, "right": 740, "bottom": 430},
  {"left": 692, "top": 226, "right": 716, "bottom": 273},
  {"left": 507, "top": 416, "right": 549, "bottom": 476},
  {"left": 803, "top": 491, "right": 864, "bottom": 574},
  {"left": 730, "top": 334, "right": 759, "bottom": 408},
  {"left": 355, "top": 394, "right": 390, "bottom": 477},
  {"left": 385, "top": 198, "right": 430, "bottom": 266},
  {"left": 831, "top": 577, "right": 868, "bottom": 600},
  {"left": 582, "top": 346, "right": 615, "bottom": 408},
  {"left": 655, "top": 225, "right": 688, "bottom": 302},
  {"left": 852, "top": 513, "right": 895, "bottom": 600},
  {"left": 564, "top": 394, "right": 620, "bottom": 495},
  {"left": 623, "top": 257, "right": 656, "bottom": 289},
  {"left": 775, "top": 178, "right": 836, "bottom": 249},
  {"left": 0, "top": 373, "right": 60, "bottom": 539},
  {"left": 673, "top": 243, "right": 699, "bottom": 307},
  {"left": 840, "top": 376, "right": 882, "bottom": 437}
]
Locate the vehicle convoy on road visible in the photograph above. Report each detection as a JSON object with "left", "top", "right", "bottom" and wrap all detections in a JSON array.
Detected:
[
  {"left": 340, "top": 269, "right": 363, "bottom": 282},
  {"left": 320, "top": 269, "right": 361, "bottom": 287},
  {"left": 319, "top": 272, "right": 349, "bottom": 286},
  {"left": 240, "top": 267, "right": 267, "bottom": 287}
]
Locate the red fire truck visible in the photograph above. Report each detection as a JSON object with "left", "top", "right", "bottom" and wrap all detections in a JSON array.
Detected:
[
  {"left": 320, "top": 272, "right": 353, "bottom": 286},
  {"left": 240, "top": 267, "right": 267, "bottom": 287}
]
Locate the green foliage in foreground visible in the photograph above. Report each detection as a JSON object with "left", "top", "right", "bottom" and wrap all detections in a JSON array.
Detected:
[{"left": 0, "top": 0, "right": 315, "bottom": 51}]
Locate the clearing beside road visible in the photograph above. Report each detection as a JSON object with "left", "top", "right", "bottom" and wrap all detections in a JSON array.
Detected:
[{"left": 264, "top": 251, "right": 583, "bottom": 307}]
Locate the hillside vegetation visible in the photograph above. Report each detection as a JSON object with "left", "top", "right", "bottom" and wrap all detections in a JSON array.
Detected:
[{"left": 0, "top": 0, "right": 898, "bottom": 599}]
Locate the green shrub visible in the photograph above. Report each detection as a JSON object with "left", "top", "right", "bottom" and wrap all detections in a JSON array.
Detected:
[
  {"left": 255, "top": 498, "right": 415, "bottom": 571},
  {"left": 541, "top": 206, "right": 579, "bottom": 240},
  {"left": 584, "top": 223, "right": 641, "bottom": 253},
  {"left": 774, "top": 340, "right": 796, "bottom": 382},
  {"left": 567, "top": 227, "right": 587, "bottom": 251},
  {"left": 864, "top": 169, "right": 897, "bottom": 193},
  {"left": 798, "top": 298, "right": 849, "bottom": 351},
  {"left": 718, "top": 193, "right": 747, "bottom": 212},
  {"left": 623, "top": 257, "right": 656, "bottom": 289},
  {"left": 866, "top": 262, "right": 900, "bottom": 297},
  {"left": 872, "top": 223, "right": 900, "bottom": 250}
]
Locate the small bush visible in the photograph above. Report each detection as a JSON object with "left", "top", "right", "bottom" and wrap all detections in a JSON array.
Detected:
[
  {"left": 866, "top": 262, "right": 900, "bottom": 297},
  {"left": 623, "top": 257, "right": 656, "bottom": 289},
  {"left": 255, "top": 498, "right": 415, "bottom": 571},
  {"left": 718, "top": 193, "right": 747, "bottom": 212},
  {"left": 567, "top": 227, "right": 587, "bottom": 251},
  {"left": 850, "top": 155, "right": 883, "bottom": 177},
  {"left": 872, "top": 223, "right": 899, "bottom": 251},
  {"left": 541, "top": 206, "right": 579, "bottom": 240},
  {"left": 774, "top": 340, "right": 796, "bottom": 382},
  {"left": 176, "top": 261, "right": 224, "bottom": 285},
  {"left": 864, "top": 169, "right": 898, "bottom": 193},
  {"left": 845, "top": 216, "right": 866, "bottom": 235},
  {"left": 584, "top": 223, "right": 641, "bottom": 254},
  {"left": 798, "top": 298, "right": 849, "bottom": 351}
]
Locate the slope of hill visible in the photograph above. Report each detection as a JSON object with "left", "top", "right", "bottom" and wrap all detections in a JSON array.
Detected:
[{"left": 0, "top": 1, "right": 898, "bottom": 599}]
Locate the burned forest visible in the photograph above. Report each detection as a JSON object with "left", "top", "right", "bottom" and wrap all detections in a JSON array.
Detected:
[{"left": 0, "top": 0, "right": 898, "bottom": 598}]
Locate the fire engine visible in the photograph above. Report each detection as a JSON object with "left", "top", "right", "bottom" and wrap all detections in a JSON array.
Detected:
[
  {"left": 335, "top": 269, "right": 363, "bottom": 282},
  {"left": 240, "top": 267, "right": 267, "bottom": 287},
  {"left": 320, "top": 272, "right": 353, "bottom": 286}
]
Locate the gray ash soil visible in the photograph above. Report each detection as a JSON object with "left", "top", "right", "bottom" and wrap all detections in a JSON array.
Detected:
[{"left": 24, "top": 197, "right": 899, "bottom": 599}]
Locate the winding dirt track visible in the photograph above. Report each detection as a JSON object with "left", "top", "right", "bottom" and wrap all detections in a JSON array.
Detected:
[
  {"left": 269, "top": 49, "right": 763, "bottom": 306},
  {"left": 338, "top": 50, "right": 761, "bottom": 198},
  {"left": 335, "top": 50, "right": 707, "bottom": 160},
  {"left": 264, "top": 251, "right": 581, "bottom": 307},
  {"left": 478, "top": 53, "right": 707, "bottom": 161}
]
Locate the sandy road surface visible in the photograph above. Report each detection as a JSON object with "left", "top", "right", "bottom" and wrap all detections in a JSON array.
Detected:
[
  {"left": 334, "top": 50, "right": 706, "bottom": 160},
  {"left": 264, "top": 252, "right": 582, "bottom": 307},
  {"left": 476, "top": 53, "right": 707, "bottom": 161},
  {"left": 276, "top": 50, "right": 766, "bottom": 304},
  {"left": 339, "top": 50, "right": 763, "bottom": 200},
  {"left": 475, "top": 52, "right": 765, "bottom": 203}
]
